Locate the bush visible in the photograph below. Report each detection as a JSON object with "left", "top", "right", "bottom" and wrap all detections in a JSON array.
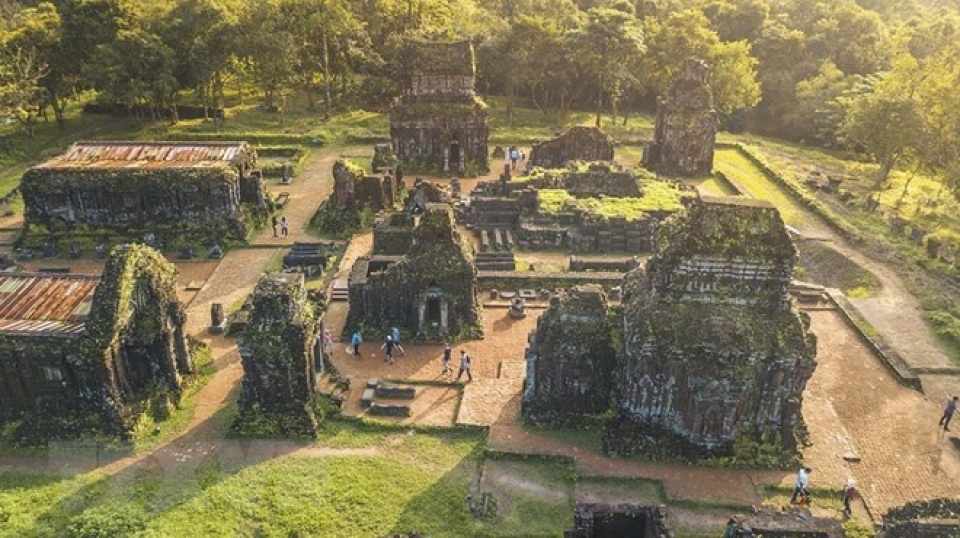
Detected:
[
  {"left": 66, "top": 503, "right": 147, "bottom": 538},
  {"left": 843, "top": 518, "right": 875, "bottom": 538}
]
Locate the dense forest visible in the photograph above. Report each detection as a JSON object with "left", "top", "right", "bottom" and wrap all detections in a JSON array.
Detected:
[{"left": 0, "top": 0, "right": 958, "bottom": 191}]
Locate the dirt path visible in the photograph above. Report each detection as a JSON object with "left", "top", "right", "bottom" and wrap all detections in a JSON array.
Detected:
[{"left": 251, "top": 146, "right": 362, "bottom": 246}]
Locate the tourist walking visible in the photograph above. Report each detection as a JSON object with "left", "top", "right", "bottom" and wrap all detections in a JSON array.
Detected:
[
  {"left": 350, "top": 330, "right": 362, "bottom": 358},
  {"left": 841, "top": 478, "right": 857, "bottom": 516},
  {"left": 790, "top": 467, "right": 812, "bottom": 505},
  {"left": 939, "top": 395, "right": 958, "bottom": 431},
  {"left": 272, "top": 215, "right": 279, "bottom": 237},
  {"left": 441, "top": 343, "right": 452, "bottom": 375},
  {"left": 381, "top": 334, "right": 395, "bottom": 365},
  {"left": 390, "top": 327, "right": 406, "bottom": 355},
  {"left": 456, "top": 349, "right": 473, "bottom": 382},
  {"left": 280, "top": 216, "right": 289, "bottom": 237}
]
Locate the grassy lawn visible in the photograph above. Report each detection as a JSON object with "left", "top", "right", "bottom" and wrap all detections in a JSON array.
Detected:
[
  {"left": 795, "top": 241, "right": 881, "bottom": 298},
  {"left": 0, "top": 424, "right": 578, "bottom": 537},
  {"left": 713, "top": 148, "right": 818, "bottom": 230}
]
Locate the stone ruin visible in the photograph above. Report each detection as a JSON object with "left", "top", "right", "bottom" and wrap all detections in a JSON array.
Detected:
[
  {"left": 234, "top": 273, "right": 321, "bottom": 437},
  {"left": 347, "top": 204, "right": 481, "bottom": 341},
  {"left": 528, "top": 126, "right": 615, "bottom": 169},
  {"left": 520, "top": 196, "right": 817, "bottom": 460},
  {"left": 311, "top": 159, "right": 399, "bottom": 234},
  {"left": 20, "top": 141, "right": 267, "bottom": 245},
  {"left": 566, "top": 503, "right": 673, "bottom": 538},
  {"left": 463, "top": 163, "right": 690, "bottom": 253},
  {"left": 883, "top": 498, "right": 960, "bottom": 538},
  {"left": 0, "top": 244, "right": 195, "bottom": 442},
  {"left": 522, "top": 285, "right": 616, "bottom": 426},
  {"left": 643, "top": 58, "right": 718, "bottom": 177},
  {"left": 606, "top": 196, "right": 817, "bottom": 457},
  {"left": 390, "top": 39, "right": 489, "bottom": 173}
]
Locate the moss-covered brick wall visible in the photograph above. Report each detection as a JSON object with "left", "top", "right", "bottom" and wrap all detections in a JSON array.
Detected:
[
  {"left": 20, "top": 166, "right": 263, "bottom": 244},
  {"left": 346, "top": 205, "right": 481, "bottom": 341},
  {"left": 522, "top": 285, "right": 616, "bottom": 427},
  {"left": 606, "top": 197, "right": 817, "bottom": 461},
  {"left": 234, "top": 273, "right": 320, "bottom": 438},
  {"left": 528, "top": 126, "right": 615, "bottom": 169},
  {"left": 0, "top": 244, "right": 195, "bottom": 442}
]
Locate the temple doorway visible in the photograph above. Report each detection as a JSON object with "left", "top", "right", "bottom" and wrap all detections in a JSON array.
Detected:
[
  {"left": 449, "top": 141, "right": 460, "bottom": 167},
  {"left": 426, "top": 296, "right": 442, "bottom": 325}
]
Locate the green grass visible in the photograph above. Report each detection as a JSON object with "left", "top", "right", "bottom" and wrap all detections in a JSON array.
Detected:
[
  {"left": 485, "top": 96, "right": 655, "bottom": 145},
  {"left": 795, "top": 241, "right": 881, "bottom": 298},
  {"left": 0, "top": 425, "right": 577, "bottom": 537},
  {"left": 713, "top": 148, "right": 816, "bottom": 229},
  {"left": 537, "top": 179, "right": 687, "bottom": 219},
  {"left": 762, "top": 485, "right": 845, "bottom": 513}
]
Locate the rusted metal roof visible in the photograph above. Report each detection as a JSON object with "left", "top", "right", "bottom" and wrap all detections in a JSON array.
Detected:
[
  {"left": 34, "top": 141, "right": 250, "bottom": 170},
  {"left": 0, "top": 274, "right": 99, "bottom": 336}
]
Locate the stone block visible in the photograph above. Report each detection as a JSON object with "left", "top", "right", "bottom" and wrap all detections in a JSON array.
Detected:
[
  {"left": 368, "top": 403, "right": 411, "bottom": 417},
  {"left": 374, "top": 385, "right": 416, "bottom": 399},
  {"left": 361, "top": 388, "right": 375, "bottom": 408},
  {"left": 366, "top": 378, "right": 380, "bottom": 389}
]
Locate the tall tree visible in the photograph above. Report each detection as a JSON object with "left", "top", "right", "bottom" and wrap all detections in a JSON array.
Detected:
[
  {"left": 565, "top": 6, "right": 645, "bottom": 127},
  {"left": 0, "top": 45, "right": 50, "bottom": 136},
  {"left": 640, "top": 9, "right": 760, "bottom": 116}
]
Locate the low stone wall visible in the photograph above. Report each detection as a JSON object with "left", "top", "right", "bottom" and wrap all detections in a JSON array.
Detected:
[
  {"left": 477, "top": 271, "right": 623, "bottom": 293},
  {"left": 827, "top": 290, "right": 922, "bottom": 392}
]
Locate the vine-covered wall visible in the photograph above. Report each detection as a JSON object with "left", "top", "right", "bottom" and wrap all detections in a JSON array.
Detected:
[
  {"left": 234, "top": 273, "right": 320, "bottom": 438},
  {"left": 20, "top": 163, "right": 266, "bottom": 245},
  {"left": 0, "top": 244, "right": 195, "bottom": 442}
]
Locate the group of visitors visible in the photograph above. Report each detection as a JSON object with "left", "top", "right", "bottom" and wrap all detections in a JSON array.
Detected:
[
  {"left": 346, "top": 329, "right": 473, "bottom": 381},
  {"left": 507, "top": 146, "right": 525, "bottom": 171},
  {"left": 271, "top": 215, "right": 289, "bottom": 237}
]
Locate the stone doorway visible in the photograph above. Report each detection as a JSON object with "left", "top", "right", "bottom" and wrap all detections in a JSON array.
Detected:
[
  {"left": 426, "top": 296, "right": 442, "bottom": 325},
  {"left": 449, "top": 141, "right": 461, "bottom": 171}
]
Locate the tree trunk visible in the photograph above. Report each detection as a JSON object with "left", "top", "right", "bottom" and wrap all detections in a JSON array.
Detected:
[
  {"left": 873, "top": 157, "right": 894, "bottom": 188},
  {"left": 321, "top": 1, "right": 332, "bottom": 119},
  {"left": 595, "top": 76, "right": 603, "bottom": 129}
]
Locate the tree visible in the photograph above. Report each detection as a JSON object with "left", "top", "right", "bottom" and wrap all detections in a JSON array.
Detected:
[
  {"left": 0, "top": 45, "right": 50, "bottom": 136},
  {"left": 784, "top": 61, "right": 863, "bottom": 147},
  {"left": 565, "top": 6, "right": 645, "bottom": 127},
  {"left": 640, "top": 9, "right": 760, "bottom": 116},
  {"left": 839, "top": 73, "right": 923, "bottom": 187},
  {"left": 87, "top": 27, "right": 178, "bottom": 120},
  {"left": 163, "top": 0, "right": 240, "bottom": 118}
]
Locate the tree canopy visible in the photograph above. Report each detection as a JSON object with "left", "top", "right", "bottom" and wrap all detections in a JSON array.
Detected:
[{"left": 0, "top": 0, "right": 956, "bottom": 195}]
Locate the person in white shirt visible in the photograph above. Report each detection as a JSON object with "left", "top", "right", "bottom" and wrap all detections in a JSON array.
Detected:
[{"left": 790, "top": 467, "right": 812, "bottom": 504}]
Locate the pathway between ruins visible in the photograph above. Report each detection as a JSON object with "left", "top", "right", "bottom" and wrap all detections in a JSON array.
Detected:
[{"left": 1, "top": 144, "right": 956, "bottom": 523}]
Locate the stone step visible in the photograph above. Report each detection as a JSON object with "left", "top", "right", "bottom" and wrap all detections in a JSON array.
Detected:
[{"left": 329, "top": 278, "right": 349, "bottom": 301}]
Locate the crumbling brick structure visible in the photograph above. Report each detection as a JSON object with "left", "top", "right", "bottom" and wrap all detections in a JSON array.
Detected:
[
  {"left": 522, "top": 285, "right": 616, "bottom": 426},
  {"left": 347, "top": 204, "right": 480, "bottom": 341},
  {"left": 529, "top": 126, "right": 614, "bottom": 169},
  {"left": 643, "top": 58, "right": 719, "bottom": 176},
  {"left": 234, "top": 273, "right": 320, "bottom": 437},
  {"left": 606, "top": 196, "right": 817, "bottom": 457},
  {"left": 0, "top": 244, "right": 193, "bottom": 441},
  {"left": 312, "top": 159, "right": 398, "bottom": 235},
  {"left": 20, "top": 141, "right": 267, "bottom": 243},
  {"left": 390, "top": 40, "right": 489, "bottom": 174}
]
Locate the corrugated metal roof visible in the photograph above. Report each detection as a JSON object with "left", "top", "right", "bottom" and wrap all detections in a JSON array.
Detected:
[
  {"left": 35, "top": 141, "right": 249, "bottom": 170},
  {"left": 0, "top": 274, "right": 99, "bottom": 336}
]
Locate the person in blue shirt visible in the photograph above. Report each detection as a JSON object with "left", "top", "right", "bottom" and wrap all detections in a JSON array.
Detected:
[
  {"left": 350, "top": 330, "right": 362, "bottom": 358},
  {"left": 390, "top": 327, "right": 406, "bottom": 355}
]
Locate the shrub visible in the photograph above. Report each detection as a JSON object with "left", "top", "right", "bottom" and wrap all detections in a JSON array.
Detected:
[{"left": 66, "top": 503, "right": 147, "bottom": 538}]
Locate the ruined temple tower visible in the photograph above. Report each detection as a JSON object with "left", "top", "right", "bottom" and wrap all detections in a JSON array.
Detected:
[
  {"left": 606, "top": 197, "right": 817, "bottom": 456},
  {"left": 643, "top": 58, "right": 719, "bottom": 176},
  {"left": 390, "top": 39, "right": 489, "bottom": 174}
]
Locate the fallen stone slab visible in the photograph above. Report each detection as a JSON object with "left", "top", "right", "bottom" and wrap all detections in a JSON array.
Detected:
[
  {"left": 368, "top": 403, "right": 411, "bottom": 417},
  {"left": 361, "top": 388, "right": 375, "bottom": 408},
  {"left": 375, "top": 385, "right": 416, "bottom": 399}
]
